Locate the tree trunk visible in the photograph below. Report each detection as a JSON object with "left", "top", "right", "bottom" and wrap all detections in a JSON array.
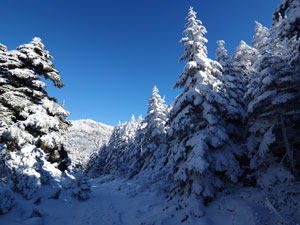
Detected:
[{"left": 279, "top": 111, "right": 294, "bottom": 173}]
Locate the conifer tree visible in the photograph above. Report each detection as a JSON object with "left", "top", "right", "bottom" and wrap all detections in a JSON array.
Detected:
[
  {"left": 168, "top": 7, "right": 241, "bottom": 209},
  {"left": 0, "top": 38, "right": 70, "bottom": 169},
  {"left": 119, "top": 115, "right": 144, "bottom": 178},
  {"left": 142, "top": 85, "right": 167, "bottom": 144},
  {"left": 216, "top": 40, "right": 229, "bottom": 67},
  {"left": 86, "top": 122, "right": 126, "bottom": 177},
  {"left": 216, "top": 40, "right": 245, "bottom": 125},
  {"left": 96, "top": 115, "right": 142, "bottom": 177},
  {"left": 245, "top": 22, "right": 272, "bottom": 106},
  {"left": 272, "top": 0, "right": 300, "bottom": 40},
  {"left": 0, "top": 38, "right": 79, "bottom": 201},
  {"left": 246, "top": 21, "right": 300, "bottom": 174},
  {"left": 232, "top": 40, "right": 256, "bottom": 85},
  {"left": 130, "top": 86, "right": 169, "bottom": 181},
  {"left": 252, "top": 22, "right": 271, "bottom": 52},
  {"left": 272, "top": 0, "right": 300, "bottom": 68}
]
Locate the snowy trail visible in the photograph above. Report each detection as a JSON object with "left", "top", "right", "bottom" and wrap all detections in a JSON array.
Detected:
[
  {"left": 60, "top": 180, "right": 125, "bottom": 225},
  {"left": 41, "top": 177, "right": 165, "bottom": 225},
  {"left": 0, "top": 176, "right": 282, "bottom": 225},
  {"left": 0, "top": 176, "right": 167, "bottom": 225}
]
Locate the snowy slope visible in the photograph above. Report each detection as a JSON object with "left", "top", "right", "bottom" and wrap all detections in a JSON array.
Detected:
[{"left": 64, "top": 119, "right": 114, "bottom": 170}]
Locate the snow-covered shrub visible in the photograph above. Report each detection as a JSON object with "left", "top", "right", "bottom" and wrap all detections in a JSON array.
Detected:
[
  {"left": 63, "top": 173, "right": 91, "bottom": 201},
  {"left": 0, "top": 187, "right": 15, "bottom": 214},
  {"left": 1, "top": 144, "right": 64, "bottom": 200},
  {"left": 7, "top": 145, "right": 42, "bottom": 199},
  {"left": 257, "top": 165, "right": 294, "bottom": 189},
  {"left": 256, "top": 165, "right": 300, "bottom": 224},
  {"left": 164, "top": 190, "right": 206, "bottom": 222}
]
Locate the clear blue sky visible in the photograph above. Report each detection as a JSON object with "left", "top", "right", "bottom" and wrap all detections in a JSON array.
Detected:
[{"left": 1, "top": 0, "right": 280, "bottom": 126}]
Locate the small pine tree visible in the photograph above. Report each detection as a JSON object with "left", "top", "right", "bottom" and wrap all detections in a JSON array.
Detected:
[
  {"left": 142, "top": 85, "right": 167, "bottom": 145},
  {"left": 216, "top": 40, "right": 229, "bottom": 67}
]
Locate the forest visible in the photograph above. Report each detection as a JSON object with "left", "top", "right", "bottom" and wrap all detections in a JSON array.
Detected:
[{"left": 0, "top": 0, "right": 299, "bottom": 224}]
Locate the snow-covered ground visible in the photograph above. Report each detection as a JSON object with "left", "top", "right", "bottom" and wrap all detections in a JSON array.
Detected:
[
  {"left": 0, "top": 176, "right": 165, "bottom": 225},
  {"left": 0, "top": 176, "right": 288, "bottom": 225},
  {"left": 64, "top": 119, "right": 114, "bottom": 170}
]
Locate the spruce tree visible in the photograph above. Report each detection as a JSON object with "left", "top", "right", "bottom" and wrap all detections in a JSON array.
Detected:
[
  {"left": 131, "top": 86, "right": 169, "bottom": 182},
  {"left": 0, "top": 38, "right": 71, "bottom": 200},
  {"left": 142, "top": 85, "right": 167, "bottom": 145},
  {"left": 246, "top": 21, "right": 300, "bottom": 174},
  {"left": 272, "top": 0, "right": 300, "bottom": 40},
  {"left": 216, "top": 40, "right": 245, "bottom": 140},
  {"left": 245, "top": 22, "right": 272, "bottom": 107},
  {"left": 97, "top": 115, "right": 141, "bottom": 177},
  {"left": 272, "top": 0, "right": 300, "bottom": 68},
  {"left": 167, "top": 7, "right": 241, "bottom": 211},
  {"left": 119, "top": 115, "right": 144, "bottom": 178},
  {"left": 0, "top": 38, "right": 70, "bottom": 168},
  {"left": 232, "top": 40, "right": 256, "bottom": 85}
]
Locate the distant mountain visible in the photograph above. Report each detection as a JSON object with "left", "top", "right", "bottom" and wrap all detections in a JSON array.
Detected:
[{"left": 64, "top": 119, "right": 114, "bottom": 170}]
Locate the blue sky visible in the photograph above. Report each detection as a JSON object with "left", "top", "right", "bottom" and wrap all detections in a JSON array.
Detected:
[{"left": 2, "top": 0, "right": 280, "bottom": 126}]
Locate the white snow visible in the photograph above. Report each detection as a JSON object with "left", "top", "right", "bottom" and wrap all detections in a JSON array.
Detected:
[{"left": 0, "top": 176, "right": 290, "bottom": 225}]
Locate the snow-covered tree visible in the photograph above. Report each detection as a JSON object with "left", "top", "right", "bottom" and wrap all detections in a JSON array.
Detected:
[
  {"left": 89, "top": 115, "right": 142, "bottom": 178},
  {"left": 252, "top": 22, "right": 271, "bottom": 52},
  {"left": 246, "top": 20, "right": 300, "bottom": 174},
  {"left": 216, "top": 40, "right": 245, "bottom": 141},
  {"left": 272, "top": 0, "right": 300, "bottom": 68},
  {"left": 216, "top": 40, "right": 229, "bottom": 67},
  {"left": 232, "top": 40, "right": 256, "bottom": 85},
  {"left": 245, "top": 22, "right": 272, "bottom": 106},
  {"left": 95, "top": 122, "right": 127, "bottom": 176},
  {"left": 0, "top": 38, "right": 91, "bottom": 204},
  {"left": 283, "top": 34, "right": 300, "bottom": 68},
  {"left": 89, "top": 86, "right": 169, "bottom": 183},
  {"left": 142, "top": 86, "right": 167, "bottom": 145},
  {"left": 0, "top": 38, "right": 70, "bottom": 170},
  {"left": 272, "top": 0, "right": 300, "bottom": 40},
  {"left": 126, "top": 86, "right": 170, "bottom": 183},
  {"left": 167, "top": 8, "right": 241, "bottom": 215}
]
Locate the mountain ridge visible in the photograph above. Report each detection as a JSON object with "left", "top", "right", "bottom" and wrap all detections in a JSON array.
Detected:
[{"left": 64, "top": 119, "right": 114, "bottom": 170}]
